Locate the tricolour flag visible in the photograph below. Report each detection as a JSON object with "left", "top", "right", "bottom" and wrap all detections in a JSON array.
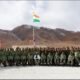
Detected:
[{"left": 33, "top": 12, "right": 40, "bottom": 22}]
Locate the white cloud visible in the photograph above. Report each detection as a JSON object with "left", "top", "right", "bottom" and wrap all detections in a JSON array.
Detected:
[
  {"left": 0, "top": 1, "right": 80, "bottom": 31},
  {"left": 0, "top": 1, "right": 31, "bottom": 30}
]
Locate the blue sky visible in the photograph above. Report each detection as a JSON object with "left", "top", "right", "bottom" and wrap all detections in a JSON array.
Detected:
[{"left": 0, "top": 0, "right": 80, "bottom": 31}]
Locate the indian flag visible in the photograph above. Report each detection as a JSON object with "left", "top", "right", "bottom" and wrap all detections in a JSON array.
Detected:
[{"left": 33, "top": 12, "right": 40, "bottom": 22}]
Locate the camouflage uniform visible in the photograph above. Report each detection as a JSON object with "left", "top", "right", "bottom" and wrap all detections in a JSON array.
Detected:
[
  {"left": 7, "top": 53, "right": 14, "bottom": 66},
  {"left": 27, "top": 52, "right": 34, "bottom": 65},
  {"left": 74, "top": 51, "right": 80, "bottom": 66},
  {"left": 1, "top": 52, "right": 7, "bottom": 67},
  {"left": 67, "top": 52, "right": 75, "bottom": 66},
  {"left": 54, "top": 52, "right": 60, "bottom": 65},
  {"left": 14, "top": 53, "right": 21, "bottom": 66},
  {"left": 40, "top": 53, "right": 46, "bottom": 65},
  {"left": 0, "top": 51, "right": 2, "bottom": 65},
  {"left": 60, "top": 52, "right": 66, "bottom": 65},
  {"left": 21, "top": 54, "right": 27, "bottom": 66},
  {"left": 47, "top": 53, "right": 53, "bottom": 65}
]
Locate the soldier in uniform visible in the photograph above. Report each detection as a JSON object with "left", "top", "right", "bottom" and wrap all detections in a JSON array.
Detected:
[
  {"left": 40, "top": 52, "right": 46, "bottom": 65},
  {"left": 47, "top": 52, "right": 53, "bottom": 65},
  {"left": 7, "top": 52, "right": 14, "bottom": 66},
  {"left": 54, "top": 52, "right": 60, "bottom": 65},
  {"left": 0, "top": 49, "right": 3, "bottom": 66},
  {"left": 74, "top": 49, "right": 80, "bottom": 66},
  {"left": 21, "top": 54, "right": 27, "bottom": 66},
  {"left": 20, "top": 49, "right": 27, "bottom": 66},
  {"left": 60, "top": 52, "right": 66, "bottom": 65},
  {"left": 67, "top": 51, "right": 75, "bottom": 66},
  {"left": 7, "top": 48, "right": 15, "bottom": 66},
  {"left": 14, "top": 50, "right": 21, "bottom": 66},
  {"left": 1, "top": 50, "right": 7, "bottom": 67},
  {"left": 27, "top": 51, "right": 34, "bottom": 65},
  {"left": 34, "top": 51, "right": 41, "bottom": 65},
  {"left": 15, "top": 54, "right": 21, "bottom": 66}
]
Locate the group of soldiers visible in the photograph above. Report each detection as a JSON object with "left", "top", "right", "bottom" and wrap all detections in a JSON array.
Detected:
[{"left": 0, "top": 47, "right": 80, "bottom": 67}]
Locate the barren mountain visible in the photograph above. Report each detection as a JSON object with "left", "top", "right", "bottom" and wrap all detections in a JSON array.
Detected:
[{"left": 0, "top": 24, "right": 80, "bottom": 48}]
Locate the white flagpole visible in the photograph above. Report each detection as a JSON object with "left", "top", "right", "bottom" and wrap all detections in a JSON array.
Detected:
[
  {"left": 0, "top": 40, "right": 1, "bottom": 49},
  {"left": 33, "top": 25, "right": 35, "bottom": 47}
]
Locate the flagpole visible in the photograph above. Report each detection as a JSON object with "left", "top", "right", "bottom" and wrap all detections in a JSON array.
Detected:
[
  {"left": 33, "top": 25, "right": 35, "bottom": 47},
  {"left": 32, "top": 11, "right": 40, "bottom": 48},
  {"left": 0, "top": 40, "right": 1, "bottom": 49}
]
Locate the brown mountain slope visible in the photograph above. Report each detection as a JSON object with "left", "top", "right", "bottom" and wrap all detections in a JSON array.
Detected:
[
  {"left": 0, "top": 24, "right": 80, "bottom": 48},
  {"left": 12, "top": 25, "right": 63, "bottom": 45},
  {"left": 0, "top": 29, "right": 21, "bottom": 48}
]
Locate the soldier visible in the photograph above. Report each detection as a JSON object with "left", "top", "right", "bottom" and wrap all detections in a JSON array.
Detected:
[
  {"left": 34, "top": 52, "right": 40, "bottom": 65},
  {"left": 40, "top": 52, "right": 46, "bottom": 65},
  {"left": 1, "top": 51, "right": 7, "bottom": 67},
  {"left": 65, "top": 47, "right": 70, "bottom": 64},
  {"left": 0, "top": 50, "right": 3, "bottom": 66},
  {"left": 7, "top": 48, "right": 15, "bottom": 66},
  {"left": 74, "top": 49, "right": 80, "bottom": 66},
  {"left": 14, "top": 52, "right": 21, "bottom": 66},
  {"left": 21, "top": 54, "right": 27, "bottom": 66},
  {"left": 47, "top": 52, "right": 53, "bottom": 65},
  {"left": 27, "top": 52, "right": 34, "bottom": 65},
  {"left": 54, "top": 52, "right": 60, "bottom": 65},
  {"left": 67, "top": 51, "right": 75, "bottom": 66},
  {"left": 60, "top": 52, "right": 66, "bottom": 65},
  {"left": 7, "top": 52, "right": 14, "bottom": 66},
  {"left": 20, "top": 49, "right": 27, "bottom": 66}
]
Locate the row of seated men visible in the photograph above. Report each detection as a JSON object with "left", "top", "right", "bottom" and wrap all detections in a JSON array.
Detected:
[{"left": 0, "top": 47, "right": 80, "bottom": 67}]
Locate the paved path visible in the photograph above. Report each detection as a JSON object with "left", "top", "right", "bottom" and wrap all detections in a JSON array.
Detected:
[{"left": 0, "top": 66, "right": 80, "bottom": 79}]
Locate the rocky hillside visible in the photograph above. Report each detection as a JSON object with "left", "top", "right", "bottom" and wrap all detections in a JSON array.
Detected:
[{"left": 0, "top": 24, "right": 80, "bottom": 48}]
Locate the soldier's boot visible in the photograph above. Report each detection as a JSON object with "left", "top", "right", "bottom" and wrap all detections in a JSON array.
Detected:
[
  {"left": 57, "top": 60, "right": 60, "bottom": 65},
  {"left": 71, "top": 60, "right": 74, "bottom": 66},
  {"left": 44, "top": 60, "right": 46, "bottom": 65},
  {"left": 28, "top": 59, "right": 32, "bottom": 65},
  {"left": 30, "top": 59, "right": 32, "bottom": 65},
  {"left": 60, "top": 59, "right": 64, "bottom": 65},
  {"left": 67, "top": 61, "right": 70, "bottom": 66},
  {"left": 22, "top": 60, "right": 27, "bottom": 66},
  {"left": 54, "top": 59, "right": 57, "bottom": 65},
  {"left": 55, "top": 60, "right": 57, "bottom": 65},
  {"left": 3, "top": 61, "right": 7, "bottom": 67},
  {"left": 75, "top": 58, "right": 79, "bottom": 66},
  {"left": 35, "top": 59, "right": 37, "bottom": 65},
  {"left": 60, "top": 59, "right": 62, "bottom": 65},
  {"left": 68, "top": 61, "right": 71, "bottom": 66},
  {"left": 38, "top": 59, "right": 40, "bottom": 65},
  {"left": 49, "top": 60, "right": 51, "bottom": 65},
  {"left": 68, "top": 60, "right": 73, "bottom": 66},
  {"left": 41, "top": 60, "right": 43, "bottom": 65},
  {"left": 31, "top": 59, "right": 34, "bottom": 65},
  {"left": 40, "top": 60, "right": 42, "bottom": 65},
  {"left": 16, "top": 61, "right": 18, "bottom": 66},
  {"left": 28, "top": 60, "right": 30, "bottom": 65},
  {"left": 10, "top": 60, "right": 14, "bottom": 66},
  {"left": 29, "top": 59, "right": 32, "bottom": 65},
  {"left": 35, "top": 59, "right": 39, "bottom": 65},
  {"left": 47, "top": 59, "right": 49, "bottom": 65},
  {"left": 0, "top": 60, "right": 2, "bottom": 66},
  {"left": 50, "top": 60, "right": 52, "bottom": 65},
  {"left": 40, "top": 60, "right": 41, "bottom": 65},
  {"left": 63, "top": 59, "right": 66, "bottom": 65},
  {"left": 27, "top": 60, "right": 29, "bottom": 65},
  {"left": 16, "top": 60, "right": 21, "bottom": 66},
  {"left": 8, "top": 60, "right": 11, "bottom": 66}
]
